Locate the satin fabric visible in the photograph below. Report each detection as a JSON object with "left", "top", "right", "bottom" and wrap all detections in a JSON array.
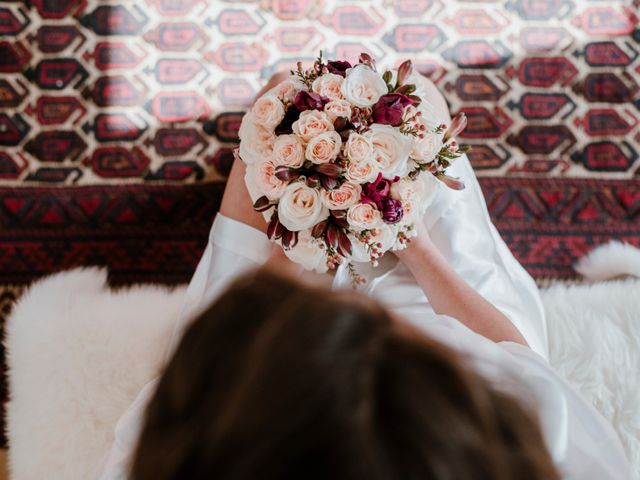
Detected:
[{"left": 97, "top": 155, "right": 631, "bottom": 479}]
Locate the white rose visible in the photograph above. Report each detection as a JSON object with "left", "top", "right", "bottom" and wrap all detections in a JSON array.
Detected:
[
  {"left": 374, "top": 223, "right": 399, "bottom": 252},
  {"left": 251, "top": 158, "right": 287, "bottom": 200},
  {"left": 238, "top": 114, "right": 275, "bottom": 165},
  {"left": 273, "top": 134, "right": 304, "bottom": 168},
  {"left": 283, "top": 230, "right": 328, "bottom": 273},
  {"left": 416, "top": 171, "right": 440, "bottom": 216},
  {"left": 349, "top": 235, "right": 372, "bottom": 263},
  {"left": 305, "top": 131, "right": 342, "bottom": 164},
  {"left": 324, "top": 99, "right": 352, "bottom": 121},
  {"left": 365, "top": 124, "right": 412, "bottom": 179},
  {"left": 277, "top": 182, "right": 329, "bottom": 232},
  {"left": 347, "top": 203, "right": 382, "bottom": 231},
  {"left": 390, "top": 178, "right": 423, "bottom": 223},
  {"left": 292, "top": 110, "right": 334, "bottom": 143},
  {"left": 411, "top": 131, "right": 443, "bottom": 163},
  {"left": 350, "top": 224, "right": 398, "bottom": 262},
  {"left": 312, "top": 73, "right": 344, "bottom": 100},
  {"left": 251, "top": 94, "right": 285, "bottom": 130},
  {"left": 321, "top": 182, "right": 361, "bottom": 210},
  {"left": 341, "top": 64, "right": 388, "bottom": 107}
]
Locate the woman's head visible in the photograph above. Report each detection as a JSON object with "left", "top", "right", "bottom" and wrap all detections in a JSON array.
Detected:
[{"left": 131, "top": 270, "right": 559, "bottom": 480}]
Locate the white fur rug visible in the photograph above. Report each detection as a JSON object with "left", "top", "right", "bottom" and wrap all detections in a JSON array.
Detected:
[{"left": 5, "top": 242, "right": 640, "bottom": 479}]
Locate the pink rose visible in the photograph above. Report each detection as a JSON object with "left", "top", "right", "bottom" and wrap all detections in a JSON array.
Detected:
[
  {"left": 251, "top": 94, "right": 285, "bottom": 130},
  {"left": 238, "top": 113, "right": 275, "bottom": 165},
  {"left": 283, "top": 230, "right": 328, "bottom": 273},
  {"left": 253, "top": 158, "right": 287, "bottom": 200},
  {"left": 305, "top": 131, "right": 342, "bottom": 164},
  {"left": 347, "top": 203, "right": 382, "bottom": 231},
  {"left": 273, "top": 134, "right": 304, "bottom": 168},
  {"left": 324, "top": 99, "right": 352, "bottom": 121},
  {"left": 344, "top": 133, "right": 372, "bottom": 163},
  {"left": 278, "top": 182, "right": 329, "bottom": 232},
  {"left": 292, "top": 110, "right": 334, "bottom": 142},
  {"left": 321, "top": 182, "right": 361, "bottom": 210},
  {"left": 270, "top": 78, "right": 301, "bottom": 102},
  {"left": 312, "top": 73, "right": 345, "bottom": 100}
]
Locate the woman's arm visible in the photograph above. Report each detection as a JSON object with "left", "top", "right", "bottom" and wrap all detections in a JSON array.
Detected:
[{"left": 395, "top": 223, "right": 530, "bottom": 347}]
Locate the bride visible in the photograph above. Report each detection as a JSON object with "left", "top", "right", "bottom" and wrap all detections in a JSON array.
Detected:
[{"left": 97, "top": 72, "right": 631, "bottom": 479}]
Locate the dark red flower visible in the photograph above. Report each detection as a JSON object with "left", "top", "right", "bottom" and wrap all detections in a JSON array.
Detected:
[
  {"left": 326, "top": 60, "right": 352, "bottom": 77},
  {"left": 381, "top": 198, "right": 404, "bottom": 224},
  {"left": 371, "top": 93, "right": 413, "bottom": 126},
  {"left": 293, "top": 90, "right": 328, "bottom": 112},
  {"left": 362, "top": 173, "right": 392, "bottom": 206}
]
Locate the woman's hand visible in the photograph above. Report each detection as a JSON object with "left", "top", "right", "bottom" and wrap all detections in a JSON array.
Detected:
[{"left": 395, "top": 220, "right": 530, "bottom": 347}]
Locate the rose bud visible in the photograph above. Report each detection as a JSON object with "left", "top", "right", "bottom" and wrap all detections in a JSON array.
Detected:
[
  {"left": 267, "top": 213, "right": 284, "bottom": 240},
  {"left": 444, "top": 113, "right": 467, "bottom": 142},
  {"left": 396, "top": 59, "right": 413, "bottom": 85},
  {"left": 381, "top": 197, "right": 404, "bottom": 224},
  {"left": 282, "top": 229, "right": 299, "bottom": 250},
  {"left": 326, "top": 223, "right": 339, "bottom": 248},
  {"left": 253, "top": 195, "right": 273, "bottom": 212},
  {"left": 358, "top": 52, "right": 376, "bottom": 70},
  {"left": 293, "top": 90, "right": 328, "bottom": 112},
  {"left": 311, "top": 219, "right": 329, "bottom": 238},
  {"left": 371, "top": 93, "right": 413, "bottom": 126},
  {"left": 326, "top": 60, "right": 352, "bottom": 77},
  {"left": 437, "top": 173, "right": 466, "bottom": 190},
  {"left": 336, "top": 229, "right": 353, "bottom": 257},
  {"left": 275, "top": 106, "right": 301, "bottom": 135}
]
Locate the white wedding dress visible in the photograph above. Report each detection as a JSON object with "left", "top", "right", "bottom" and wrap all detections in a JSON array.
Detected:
[{"left": 97, "top": 155, "right": 632, "bottom": 479}]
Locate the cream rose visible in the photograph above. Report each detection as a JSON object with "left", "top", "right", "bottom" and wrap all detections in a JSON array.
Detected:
[
  {"left": 365, "top": 124, "right": 412, "bottom": 179},
  {"left": 273, "top": 134, "right": 304, "bottom": 168},
  {"left": 345, "top": 157, "right": 379, "bottom": 183},
  {"left": 305, "top": 131, "right": 342, "bottom": 164},
  {"left": 292, "top": 110, "right": 334, "bottom": 143},
  {"left": 321, "top": 182, "right": 361, "bottom": 210},
  {"left": 251, "top": 94, "right": 285, "bottom": 130},
  {"left": 411, "top": 131, "right": 443, "bottom": 163},
  {"left": 283, "top": 230, "right": 328, "bottom": 273},
  {"left": 277, "top": 182, "right": 329, "bottom": 232},
  {"left": 347, "top": 203, "right": 382, "bottom": 231},
  {"left": 312, "top": 73, "right": 344, "bottom": 100},
  {"left": 341, "top": 64, "right": 388, "bottom": 107},
  {"left": 390, "top": 178, "right": 423, "bottom": 223},
  {"left": 324, "top": 99, "right": 352, "bottom": 121},
  {"left": 344, "top": 133, "right": 372, "bottom": 163},
  {"left": 252, "top": 158, "right": 287, "bottom": 200},
  {"left": 238, "top": 114, "right": 275, "bottom": 165}
]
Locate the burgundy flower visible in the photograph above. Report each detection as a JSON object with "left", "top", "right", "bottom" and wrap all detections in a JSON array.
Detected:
[
  {"left": 293, "top": 90, "right": 328, "bottom": 112},
  {"left": 381, "top": 197, "right": 404, "bottom": 224},
  {"left": 326, "top": 60, "right": 352, "bottom": 77},
  {"left": 362, "top": 173, "right": 392, "bottom": 206},
  {"left": 274, "top": 105, "right": 301, "bottom": 135},
  {"left": 371, "top": 93, "right": 413, "bottom": 126}
]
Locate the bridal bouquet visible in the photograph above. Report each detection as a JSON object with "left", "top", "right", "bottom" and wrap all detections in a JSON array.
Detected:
[{"left": 238, "top": 53, "right": 469, "bottom": 282}]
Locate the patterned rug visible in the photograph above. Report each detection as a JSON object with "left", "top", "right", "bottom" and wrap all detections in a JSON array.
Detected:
[{"left": 1, "top": 0, "right": 639, "bottom": 445}]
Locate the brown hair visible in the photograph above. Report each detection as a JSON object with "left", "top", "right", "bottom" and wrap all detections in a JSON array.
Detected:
[{"left": 131, "top": 269, "right": 560, "bottom": 480}]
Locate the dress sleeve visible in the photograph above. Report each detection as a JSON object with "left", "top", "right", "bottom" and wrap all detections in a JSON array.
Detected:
[
  {"left": 423, "top": 154, "right": 550, "bottom": 360},
  {"left": 402, "top": 310, "right": 632, "bottom": 480},
  {"left": 166, "top": 213, "right": 273, "bottom": 356}
]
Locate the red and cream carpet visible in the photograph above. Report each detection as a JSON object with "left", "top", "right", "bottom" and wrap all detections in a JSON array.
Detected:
[{"left": 1, "top": 0, "right": 639, "bottom": 443}]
